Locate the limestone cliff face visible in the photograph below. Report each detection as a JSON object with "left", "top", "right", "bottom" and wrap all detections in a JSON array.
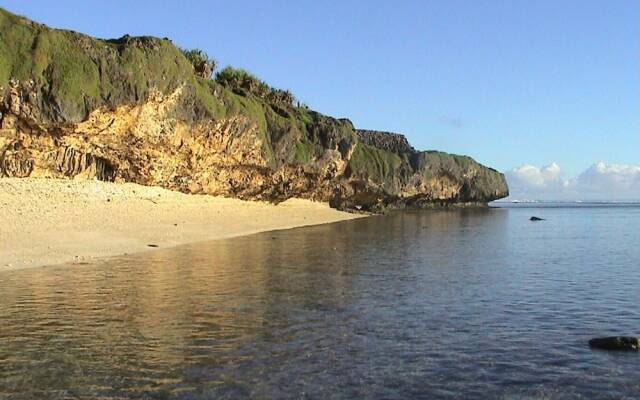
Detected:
[
  {"left": 339, "top": 132, "right": 508, "bottom": 210},
  {"left": 0, "top": 8, "right": 508, "bottom": 211}
]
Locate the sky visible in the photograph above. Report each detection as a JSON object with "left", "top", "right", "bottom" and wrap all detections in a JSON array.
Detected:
[{"left": 1, "top": 0, "right": 638, "bottom": 200}]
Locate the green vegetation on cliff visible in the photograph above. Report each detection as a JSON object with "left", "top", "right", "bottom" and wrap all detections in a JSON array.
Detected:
[
  {"left": 216, "top": 66, "right": 295, "bottom": 106},
  {"left": 0, "top": 8, "right": 200, "bottom": 121},
  {"left": 0, "top": 7, "right": 508, "bottom": 208},
  {"left": 180, "top": 48, "right": 217, "bottom": 78},
  {"left": 348, "top": 143, "right": 403, "bottom": 183},
  {"left": 0, "top": 8, "right": 356, "bottom": 168}
]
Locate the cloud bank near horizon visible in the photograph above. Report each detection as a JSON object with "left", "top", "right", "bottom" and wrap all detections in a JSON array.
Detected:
[{"left": 504, "top": 162, "right": 640, "bottom": 201}]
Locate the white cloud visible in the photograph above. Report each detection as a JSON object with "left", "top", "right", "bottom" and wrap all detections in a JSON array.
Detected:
[
  {"left": 505, "top": 162, "right": 640, "bottom": 201},
  {"left": 505, "top": 162, "right": 568, "bottom": 195},
  {"left": 576, "top": 162, "right": 640, "bottom": 192}
]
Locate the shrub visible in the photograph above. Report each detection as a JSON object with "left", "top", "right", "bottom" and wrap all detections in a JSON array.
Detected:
[
  {"left": 180, "top": 48, "right": 217, "bottom": 79},
  {"left": 215, "top": 66, "right": 268, "bottom": 95},
  {"left": 215, "top": 66, "right": 296, "bottom": 106}
]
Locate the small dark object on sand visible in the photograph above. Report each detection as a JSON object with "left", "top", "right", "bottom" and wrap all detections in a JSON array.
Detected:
[
  {"left": 147, "top": 244, "right": 159, "bottom": 248},
  {"left": 530, "top": 216, "right": 545, "bottom": 221},
  {"left": 589, "top": 336, "right": 640, "bottom": 351}
]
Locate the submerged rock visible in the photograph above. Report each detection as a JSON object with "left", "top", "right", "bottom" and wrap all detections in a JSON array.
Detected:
[{"left": 589, "top": 337, "right": 640, "bottom": 351}]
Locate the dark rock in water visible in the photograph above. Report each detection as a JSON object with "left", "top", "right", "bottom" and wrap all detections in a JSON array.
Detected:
[
  {"left": 589, "top": 337, "right": 640, "bottom": 351},
  {"left": 530, "top": 216, "right": 545, "bottom": 221}
]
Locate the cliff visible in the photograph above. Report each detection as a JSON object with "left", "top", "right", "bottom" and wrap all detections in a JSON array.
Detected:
[
  {"left": 0, "top": 8, "right": 508, "bottom": 211},
  {"left": 356, "top": 130, "right": 416, "bottom": 154}
]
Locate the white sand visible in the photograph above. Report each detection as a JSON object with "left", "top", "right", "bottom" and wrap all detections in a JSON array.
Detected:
[{"left": 0, "top": 178, "right": 362, "bottom": 270}]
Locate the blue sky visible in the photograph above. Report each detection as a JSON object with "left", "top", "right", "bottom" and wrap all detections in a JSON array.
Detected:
[{"left": 1, "top": 0, "right": 638, "bottom": 198}]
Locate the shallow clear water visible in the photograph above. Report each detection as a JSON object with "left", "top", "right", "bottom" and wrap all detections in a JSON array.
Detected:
[{"left": 1, "top": 205, "right": 639, "bottom": 399}]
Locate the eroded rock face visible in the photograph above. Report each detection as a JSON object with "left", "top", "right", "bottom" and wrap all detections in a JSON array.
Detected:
[
  {"left": 356, "top": 130, "right": 416, "bottom": 154},
  {"left": 0, "top": 85, "right": 355, "bottom": 202},
  {"left": 0, "top": 84, "right": 508, "bottom": 210},
  {"left": 337, "top": 142, "right": 508, "bottom": 210},
  {"left": 0, "top": 7, "right": 508, "bottom": 211}
]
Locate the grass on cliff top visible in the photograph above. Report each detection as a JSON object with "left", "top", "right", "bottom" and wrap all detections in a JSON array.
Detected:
[
  {"left": 422, "top": 150, "right": 479, "bottom": 170},
  {"left": 188, "top": 63, "right": 352, "bottom": 168},
  {"left": 0, "top": 8, "right": 199, "bottom": 119},
  {"left": 216, "top": 66, "right": 296, "bottom": 106},
  {"left": 216, "top": 82, "right": 355, "bottom": 167},
  {"left": 421, "top": 151, "right": 506, "bottom": 176},
  {"left": 348, "top": 142, "right": 403, "bottom": 182},
  {"left": 0, "top": 7, "right": 357, "bottom": 171}
]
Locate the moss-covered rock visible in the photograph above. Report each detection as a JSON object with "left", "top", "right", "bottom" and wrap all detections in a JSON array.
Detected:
[{"left": 0, "top": 7, "right": 508, "bottom": 211}]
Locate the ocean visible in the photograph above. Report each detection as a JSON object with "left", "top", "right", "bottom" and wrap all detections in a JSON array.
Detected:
[{"left": 1, "top": 204, "right": 639, "bottom": 399}]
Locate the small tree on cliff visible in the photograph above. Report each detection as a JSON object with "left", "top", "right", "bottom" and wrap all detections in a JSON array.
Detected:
[
  {"left": 215, "top": 67, "right": 270, "bottom": 96},
  {"left": 181, "top": 48, "right": 217, "bottom": 79},
  {"left": 267, "top": 89, "right": 295, "bottom": 106},
  {"left": 216, "top": 67, "right": 297, "bottom": 106}
]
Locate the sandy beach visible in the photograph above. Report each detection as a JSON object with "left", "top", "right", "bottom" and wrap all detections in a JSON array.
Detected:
[{"left": 0, "top": 178, "right": 362, "bottom": 271}]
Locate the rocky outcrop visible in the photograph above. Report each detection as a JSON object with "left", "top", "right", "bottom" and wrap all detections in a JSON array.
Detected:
[
  {"left": 0, "top": 7, "right": 508, "bottom": 211},
  {"left": 356, "top": 130, "right": 416, "bottom": 154},
  {"left": 589, "top": 337, "right": 640, "bottom": 351}
]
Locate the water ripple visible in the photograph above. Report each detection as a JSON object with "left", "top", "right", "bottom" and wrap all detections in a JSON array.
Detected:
[{"left": 1, "top": 207, "right": 640, "bottom": 399}]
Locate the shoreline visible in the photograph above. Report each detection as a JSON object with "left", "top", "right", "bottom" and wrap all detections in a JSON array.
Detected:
[{"left": 0, "top": 178, "right": 364, "bottom": 271}]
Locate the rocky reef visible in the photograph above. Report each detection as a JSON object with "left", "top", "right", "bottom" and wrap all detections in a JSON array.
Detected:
[{"left": 0, "top": 8, "right": 508, "bottom": 211}]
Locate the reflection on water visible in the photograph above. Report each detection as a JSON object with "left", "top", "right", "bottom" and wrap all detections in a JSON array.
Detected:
[{"left": 1, "top": 207, "right": 640, "bottom": 399}]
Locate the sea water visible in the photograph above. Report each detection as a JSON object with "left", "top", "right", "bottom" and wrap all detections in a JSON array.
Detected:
[{"left": 1, "top": 204, "right": 639, "bottom": 399}]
